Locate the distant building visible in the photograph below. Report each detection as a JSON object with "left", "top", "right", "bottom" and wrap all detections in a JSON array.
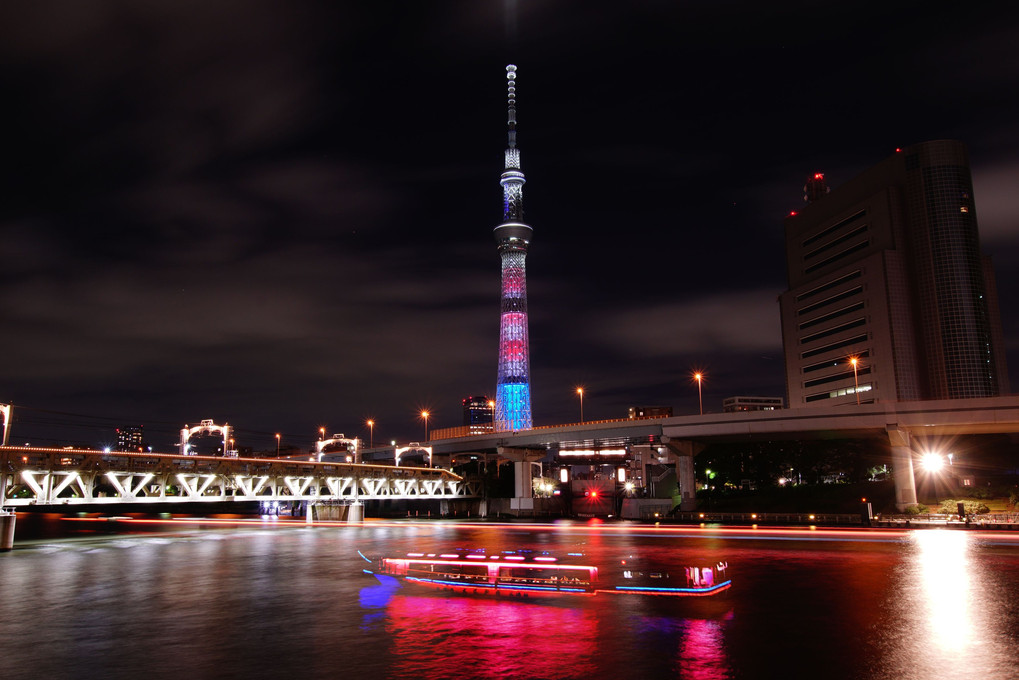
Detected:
[
  {"left": 723, "top": 396, "right": 784, "bottom": 412},
  {"left": 462, "top": 395, "right": 495, "bottom": 435},
  {"left": 628, "top": 406, "right": 673, "bottom": 419},
  {"left": 115, "top": 426, "right": 144, "bottom": 452},
  {"left": 779, "top": 140, "right": 1009, "bottom": 407}
]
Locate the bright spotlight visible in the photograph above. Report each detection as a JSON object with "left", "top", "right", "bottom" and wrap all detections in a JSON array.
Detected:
[{"left": 920, "top": 452, "right": 945, "bottom": 472}]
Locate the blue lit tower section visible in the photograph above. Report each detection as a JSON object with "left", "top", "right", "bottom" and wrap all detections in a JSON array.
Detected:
[{"left": 494, "top": 64, "right": 533, "bottom": 431}]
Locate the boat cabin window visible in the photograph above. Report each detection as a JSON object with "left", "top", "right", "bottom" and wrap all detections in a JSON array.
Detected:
[
  {"left": 621, "top": 570, "right": 668, "bottom": 580},
  {"left": 408, "top": 562, "right": 488, "bottom": 579},
  {"left": 497, "top": 567, "right": 591, "bottom": 584}
]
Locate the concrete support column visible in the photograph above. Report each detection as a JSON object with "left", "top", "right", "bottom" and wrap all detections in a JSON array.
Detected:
[
  {"left": 660, "top": 436, "right": 705, "bottom": 511},
  {"left": 347, "top": 503, "right": 363, "bottom": 523},
  {"left": 512, "top": 461, "right": 533, "bottom": 510},
  {"left": 1, "top": 511, "right": 15, "bottom": 551},
  {"left": 887, "top": 426, "right": 918, "bottom": 511},
  {"left": 498, "top": 446, "right": 545, "bottom": 514}
]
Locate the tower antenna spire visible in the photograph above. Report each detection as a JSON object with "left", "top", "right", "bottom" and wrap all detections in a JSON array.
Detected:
[
  {"left": 493, "top": 64, "right": 533, "bottom": 432},
  {"left": 506, "top": 64, "right": 517, "bottom": 148}
]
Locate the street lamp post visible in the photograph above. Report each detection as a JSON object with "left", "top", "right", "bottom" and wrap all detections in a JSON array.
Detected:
[
  {"left": 694, "top": 372, "right": 704, "bottom": 415},
  {"left": 275, "top": 433, "right": 280, "bottom": 456},
  {"left": 319, "top": 427, "right": 325, "bottom": 440},
  {"left": 421, "top": 411, "right": 430, "bottom": 441},
  {"left": 849, "top": 357, "right": 860, "bottom": 404},
  {"left": 366, "top": 419, "right": 374, "bottom": 448},
  {"left": 576, "top": 387, "right": 585, "bottom": 423}
]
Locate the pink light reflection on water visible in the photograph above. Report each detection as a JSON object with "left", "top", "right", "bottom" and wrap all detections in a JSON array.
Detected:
[
  {"left": 677, "top": 617, "right": 731, "bottom": 679},
  {"left": 384, "top": 593, "right": 599, "bottom": 679}
]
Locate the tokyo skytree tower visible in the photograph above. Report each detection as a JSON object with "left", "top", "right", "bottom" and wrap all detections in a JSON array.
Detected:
[{"left": 494, "top": 64, "right": 533, "bottom": 431}]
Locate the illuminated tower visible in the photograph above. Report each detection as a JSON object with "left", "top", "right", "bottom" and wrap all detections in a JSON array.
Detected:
[{"left": 494, "top": 64, "right": 533, "bottom": 431}]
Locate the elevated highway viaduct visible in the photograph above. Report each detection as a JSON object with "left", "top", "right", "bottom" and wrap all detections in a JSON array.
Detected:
[{"left": 414, "top": 396, "right": 1019, "bottom": 512}]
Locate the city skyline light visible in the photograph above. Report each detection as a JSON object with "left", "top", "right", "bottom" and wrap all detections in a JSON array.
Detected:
[{"left": 2, "top": 3, "right": 1019, "bottom": 450}]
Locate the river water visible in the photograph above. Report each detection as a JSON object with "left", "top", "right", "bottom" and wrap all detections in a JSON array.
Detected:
[{"left": 3, "top": 517, "right": 1019, "bottom": 679}]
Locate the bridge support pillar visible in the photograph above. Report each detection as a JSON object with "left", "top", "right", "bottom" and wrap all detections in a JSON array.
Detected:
[
  {"left": 1, "top": 511, "right": 14, "bottom": 551},
  {"left": 660, "top": 436, "right": 705, "bottom": 512},
  {"left": 347, "top": 503, "right": 363, "bottom": 523},
  {"left": 887, "top": 427, "right": 918, "bottom": 511},
  {"left": 498, "top": 447, "right": 545, "bottom": 514},
  {"left": 1, "top": 448, "right": 14, "bottom": 548}
]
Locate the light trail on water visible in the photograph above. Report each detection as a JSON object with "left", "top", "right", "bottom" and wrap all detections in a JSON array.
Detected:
[{"left": 58, "top": 515, "right": 1019, "bottom": 546}]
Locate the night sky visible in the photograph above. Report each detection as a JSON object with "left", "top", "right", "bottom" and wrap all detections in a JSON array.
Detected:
[{"left": 3, "top": 1, "right": 1019, "bottom": 452}]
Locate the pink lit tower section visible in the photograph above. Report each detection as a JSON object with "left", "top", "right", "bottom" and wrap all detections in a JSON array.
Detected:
[{"left": 494, "top": 64, "right": 533, "bottom": 431}]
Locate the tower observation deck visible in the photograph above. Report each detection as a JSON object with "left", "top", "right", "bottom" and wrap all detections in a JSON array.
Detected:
[{"left": 494, "top": 64, "right": 533, "bottom": 431}]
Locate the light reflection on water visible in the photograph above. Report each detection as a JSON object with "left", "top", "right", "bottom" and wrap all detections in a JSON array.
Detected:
[
  {"left": 874, "top": 530, "right": 1019, "bottom": 679},
  {"left": 385, "top": 594, "right": 600, "bottom": 679},
  {"left": 1, "top": 521, "right": 1019, "bottom": 679}
]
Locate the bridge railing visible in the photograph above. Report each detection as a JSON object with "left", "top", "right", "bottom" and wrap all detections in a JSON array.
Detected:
[{"left": 428, "top": 415, "right": 668, "bottom": 441}]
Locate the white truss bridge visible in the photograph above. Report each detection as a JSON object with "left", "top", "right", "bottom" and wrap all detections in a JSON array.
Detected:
[{"left": 0, "top": 446, "right": 480, "bottom": 507}]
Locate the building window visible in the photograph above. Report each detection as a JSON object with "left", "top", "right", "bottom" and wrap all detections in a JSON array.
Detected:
[
  {"left": 795, "top": 270, "right": 862, "bottom": 303},
  {"left": 803, "top": 350, "right": 870, "bottom": 374},
  {"left": 802, "top": 209, "right": 867, "bottom": 247},
  {"left": 803, "top": 366, "right": 871, "bottom": 389},
  {"left": 798, "top": 302, "right": 866, "bottom": 330},
  {"left": 799, "top": 318, "right": 867, "bottom": 345},
  {"left": 804, "top": 240, "right": 871, "bottom": 275},
  {"left": 797, "top": 285, "right": 864, "bottom": 317},
  {"left": 804, "top": 225, "right": 869, "bottom": 261},
  {"left": 800, "top": 333, "right": 869, "bottom": 359},
  {"left": 804, "top": 383, "right": 873, "bottom": 402}
]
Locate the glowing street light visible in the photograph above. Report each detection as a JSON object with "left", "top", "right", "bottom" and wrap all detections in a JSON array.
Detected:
[
  {"left": 319, "top": 427, "right": 325, "bottom": 440},
  {"left": 420, "top": 410, "right": 430, "bottom": 441},
  {"left": 693, "top": 372, "right": 704, "bottom": 415},
  {"left": 366, "top": 419, "right": 375, "bottom": 448},
  {"left": 576, "top": 387, "right": 585, "bottom": 423},
  {"left": 920, "top": 452, "right": 945, "bottom": 472},
  {"left": 275, "top": 433, "right": 280, "bottom": 456},
  {"left": 849, "top": 356, "right": 861, "bottom": 404}
]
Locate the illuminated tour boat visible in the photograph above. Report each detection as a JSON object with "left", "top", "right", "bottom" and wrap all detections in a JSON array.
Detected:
[{"left": 361, "top": 549, "right": 731, "bottom": 598}]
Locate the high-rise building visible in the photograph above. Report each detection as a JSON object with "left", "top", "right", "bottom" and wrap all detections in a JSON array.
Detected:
[
  {"left": 116, "top": 425, "right": 144, "bottom": 452},
  {"left": 462, "top": 395, "right": 495, "bottom": 435},
  {"left": 494, "top": 64, "right": 534, "bottom": 431},
  {"left": 779, "top": 140, "right": 1009, "bottom": 407}
]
